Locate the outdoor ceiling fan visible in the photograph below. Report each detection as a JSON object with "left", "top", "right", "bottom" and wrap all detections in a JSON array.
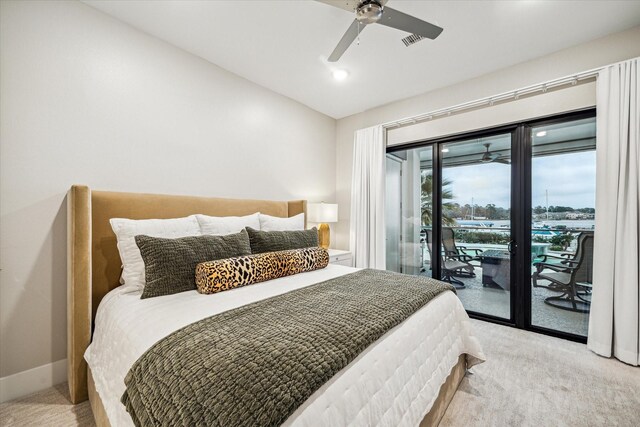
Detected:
[
  {"left": 317, "top": 0, "right": 444, "bottom": 62},
  {"left": 481, "top": 143, "right": 510, "bottom": 165}
]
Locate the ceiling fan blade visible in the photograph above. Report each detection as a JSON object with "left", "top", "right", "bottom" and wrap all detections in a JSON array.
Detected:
[
  {"left": 328, "top": 19, "right": 366, "bottom": 62},
  {"left": 495, "top": 158, "right": 511, "bottom": 165},
  {"left": 378, "top": 7, "right": 443, "bottom": 39}
]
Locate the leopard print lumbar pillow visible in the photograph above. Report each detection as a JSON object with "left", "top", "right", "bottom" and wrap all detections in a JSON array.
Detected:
[{"left": 195, "top": 247, "right": 329, "bottom": 294}]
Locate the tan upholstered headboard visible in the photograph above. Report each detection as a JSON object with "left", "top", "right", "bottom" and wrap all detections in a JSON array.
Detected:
[{"left": 67, "top": 185, "right": 306, "bottom": 403}]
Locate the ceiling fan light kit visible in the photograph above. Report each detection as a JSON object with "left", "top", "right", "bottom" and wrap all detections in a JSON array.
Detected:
[
  {"left": 319, "top": 0, "right": 444, "bottom": 62},
  {"left": 356, "top": 0, "right": 384, "bottom": 24}
]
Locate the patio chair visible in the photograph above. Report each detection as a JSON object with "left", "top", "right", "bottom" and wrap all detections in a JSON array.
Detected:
[
  {"left": 425, "top": 228, "right": 476, "bottom": 289},
  {"left": 441, "top": 227, "right": 481, "bottom": 277},
  {"left": 531, "top": 231, "right": 594, "bottom": 313}
]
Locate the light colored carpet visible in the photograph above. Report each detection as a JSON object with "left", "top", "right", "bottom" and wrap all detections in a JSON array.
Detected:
[
  {"left": 441, "top": 320, "right": 640, "bottom": 427},
  {"left": 1, "top": 320, "right": 638, "bottom": 426},
  {"left": 0, "top": 383, "right": 95, "bottom": 427}
]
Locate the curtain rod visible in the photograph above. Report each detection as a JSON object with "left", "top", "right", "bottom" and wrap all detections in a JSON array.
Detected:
[{"left": 381, "top": 65, "right": 605, "bottom": 129}]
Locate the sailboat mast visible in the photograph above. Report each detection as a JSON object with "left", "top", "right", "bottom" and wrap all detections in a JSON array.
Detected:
[
  {"left": 545, "top": 189, "right": 549, "bottom": 221},
  {"left": 471, "top": 197, "right": 474, "bottom": 219}
]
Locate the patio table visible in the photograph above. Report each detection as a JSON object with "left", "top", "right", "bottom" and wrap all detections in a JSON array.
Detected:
[
  {"left": 478, "top": 243, "right": 551, "bottom": 291},
  {"left": 479, "top": 249, "right": 511, "bottom": 291}
]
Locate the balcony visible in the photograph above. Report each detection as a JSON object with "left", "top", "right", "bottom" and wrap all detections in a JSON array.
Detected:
[{"left": 419, "top": 225, "right": 593, "bottom": 337}]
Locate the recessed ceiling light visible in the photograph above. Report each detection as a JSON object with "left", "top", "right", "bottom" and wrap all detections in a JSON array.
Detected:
[
  {"left": 442, "top": 148, "right": 449, "bottom": 153},
  {"left": 332, "top": 69, "right": 349, "bottom": 81},
  {"left": 536, "top": 131, "right": 547, "bottom": 137}
]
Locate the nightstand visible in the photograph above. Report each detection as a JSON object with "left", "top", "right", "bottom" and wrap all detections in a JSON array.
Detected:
[{"left": 328, "top": 249, "right": 353, "bottom": 267}]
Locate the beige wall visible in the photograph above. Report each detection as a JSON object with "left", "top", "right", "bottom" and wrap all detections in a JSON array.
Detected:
[
  {"left": 0, "top": 0, "right": 336, "bottom": 389},
  {"left": 334, "top": 26, "right": 640, "bottom": 251}
]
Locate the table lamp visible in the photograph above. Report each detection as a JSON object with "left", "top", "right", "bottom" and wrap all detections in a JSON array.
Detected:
[{"left": 308, "top": 202, "right": 338, "bottom": 249}]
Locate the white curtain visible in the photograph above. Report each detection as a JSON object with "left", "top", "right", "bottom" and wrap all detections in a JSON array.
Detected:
[
  {"left": 588, "top": 58, "right": 639, "bottom": 366},
  {"left": 350, "top": 125, "right": 386, "bottom": 269}
]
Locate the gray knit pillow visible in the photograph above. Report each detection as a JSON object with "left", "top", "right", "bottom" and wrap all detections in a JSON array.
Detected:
[
  {"left": 246, "top": 227, "right": 318, "bottom": 254},
  {"left": 136, "top": 229, "right": 251, "bottom": 299}
]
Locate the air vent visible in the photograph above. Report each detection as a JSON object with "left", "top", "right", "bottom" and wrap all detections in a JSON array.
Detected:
[{"left": 402, "top": 34, "right": 425, "bottom": 47}]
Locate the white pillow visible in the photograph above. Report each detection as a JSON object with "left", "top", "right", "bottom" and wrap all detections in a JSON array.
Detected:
[
  {"left": 259, "top": 213, "right": 305, "bottom": 231},
  {"left": 195, "top": 213, "right": 260, "bottom": 235},
  {"left": 110, "top": 215, "right": 201, "bottom": 290}
]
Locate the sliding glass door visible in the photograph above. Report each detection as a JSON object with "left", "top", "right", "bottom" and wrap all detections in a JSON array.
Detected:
[
  {"left": 440, "top": 133, "right": 513, "bottom": 320},
  {"left": 386, "top": 109, "right": 596, "bottom": 342},
  {"left": 385, "top": 133, "right": 515, "bottom": 321},
  {"left": 529, "top": 116, "right": 596, "bottom": 337}
]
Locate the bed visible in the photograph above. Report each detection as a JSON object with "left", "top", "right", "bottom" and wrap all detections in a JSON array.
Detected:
[{"left": 67, "top": 185, "right": 484, "bottom": 426}]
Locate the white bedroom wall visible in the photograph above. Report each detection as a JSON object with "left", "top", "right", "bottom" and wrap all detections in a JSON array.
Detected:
[
  {"left": 0, "top": 0, "right": 336, "bottom": 401},
  {"left": 334, "top": 26, "right": 640, "bottom": 251}
]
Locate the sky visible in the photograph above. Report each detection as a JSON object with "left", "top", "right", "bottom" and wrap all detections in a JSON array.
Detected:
[{"left": 441, "top": 151, "right": 596, "bottom": 209}]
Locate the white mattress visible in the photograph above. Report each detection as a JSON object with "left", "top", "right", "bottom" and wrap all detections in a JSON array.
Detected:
[{"left": 85, "top": 265, "right": 485, "bottom": 427}]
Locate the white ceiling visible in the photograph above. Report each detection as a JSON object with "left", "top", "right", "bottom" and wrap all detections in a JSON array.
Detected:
[{"left": 84, "top": 1, "right": 640, "bottom": 119}]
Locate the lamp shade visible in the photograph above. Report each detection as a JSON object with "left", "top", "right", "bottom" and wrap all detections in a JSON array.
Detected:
[{"left": 308, "top": 203, "right": 338, "bottom": 223}]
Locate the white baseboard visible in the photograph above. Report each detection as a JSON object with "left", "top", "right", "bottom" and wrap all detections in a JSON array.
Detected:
[{"left": 0, "top": 359, "right": 67, "bottom": 403}]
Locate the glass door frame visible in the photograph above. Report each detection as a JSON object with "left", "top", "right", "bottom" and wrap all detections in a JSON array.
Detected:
[
  {"left": 386, "top": 107, "right": 595, "bottom": 344},
  {"left": 522, "top": 109, "right": 596, "bottom": 344}
]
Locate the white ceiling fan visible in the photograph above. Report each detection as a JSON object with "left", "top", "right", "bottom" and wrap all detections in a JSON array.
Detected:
[{"left": 318, "top": 0, "right": 444, "bottom": 62}]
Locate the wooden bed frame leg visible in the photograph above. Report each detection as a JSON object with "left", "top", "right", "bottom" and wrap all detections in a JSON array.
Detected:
[
  {"left": 419, "top": 354, "right": 467, "bottom": 427},
  {"left": 67, "top": 185, "right": 92, "bottom": 403}
]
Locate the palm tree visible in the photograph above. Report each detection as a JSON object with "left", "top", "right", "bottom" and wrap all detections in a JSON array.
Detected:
[{"left": 421, "top": 171, "right": 457, "bottom": 226}]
